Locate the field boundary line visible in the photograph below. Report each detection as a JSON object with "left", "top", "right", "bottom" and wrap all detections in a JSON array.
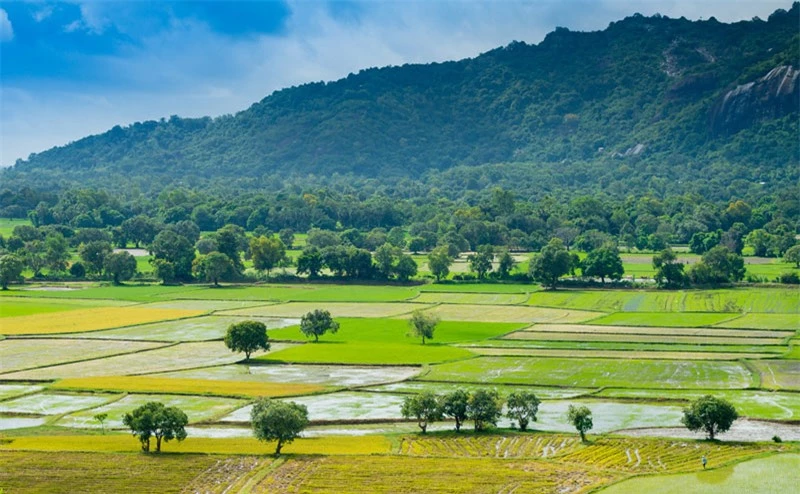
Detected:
[
  {"left": 45, "top": 391, "right": 127, "bottom": 427},
  {"left": 740, "top": 359, "right": 764, "bottom": 389}
]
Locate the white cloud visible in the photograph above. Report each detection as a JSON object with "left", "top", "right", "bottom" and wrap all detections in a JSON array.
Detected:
[
  {"left": 0, "top": 8, "right": 13, "bottom": 42},
  {"left": 33, "top": 5, "right": 54, "bottom": 23},
  {"left": 1, "top": 0, "right": 792, "bottom": 166}
]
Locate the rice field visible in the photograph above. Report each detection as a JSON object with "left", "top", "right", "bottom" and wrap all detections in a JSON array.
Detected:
[
  {"left": 175, "top": 284, "right": 420, "bottom": 302},
  {"left": 0, "top": 384, "right": 44, "bottom": 400},
  {"left": 527, "top": 288, "right": 800, "bottom": 313},
  {"left": 403, "top": 304, "right": 602, "bottom": 323},
  {"left": 366, "top": 381, "right": 591, "bottom": 400},
  {"left": 421, "top": 357, "right": 757, "bottom": 389},
  {"left": 222, "top": 391, "right": 406, "bottom": 423},
  {"left": 0, "top": 307, "right": 206, "bottom": 335},
  {"left": 502, "top": 331, "right": 783, "bottom": 346},
  {"left": 0, "top": 297, "right": 132, "bottom": 318},
  {"left": 4, "top": 341, "right": 285, "bottom": 380},
  {"left": 750, "top": 360, "right": 800, "bottom": 390},
  {"left": 715, "top": 313, "right": 799, "bottom": 330},
  {"left": 460, "top": 339, "right": 787, "bottom": 355},
  {"left": 0, "top": 283, "right": 205, "bottom": 302},
  {"left": 0, "top": 393, "right": 114, "bottom": 416},
  {"left": 0, "top": 338, "right": 165, "bottom": 374},
  {"left": 156, "top": 363, "right": 420, "bottom": 387},
  {"left": 222, "top": 302, "right": 429, "bottom": 318},
  {"left": 412, "top": 292, "right": 530, "bottom": 305},
  {"left": 600, "top": 453, "right": 800, "bottom": 494},
  {"left": 51, "top": 376, "right": 328, "bottom": 399},
  {"left": 59, "top": 315, "right": 299, "bottom": 342},
  {"left": 420, "top": 283, "right": 535, "bottom": 293},
  {"left": 262, "top": 341, "right": 474, "bottom": 365},
  {"left": 465, "top": 347, "right": 774, "bottom": 360},
  {"left": 588, "top": 312, "right": 738, "bottom": 327},
  {"left": 517, "top": 323, "right": 793, "bottom": 339},
  {"left": 56, "top": 393, "right": 245, "bottom": 429}
]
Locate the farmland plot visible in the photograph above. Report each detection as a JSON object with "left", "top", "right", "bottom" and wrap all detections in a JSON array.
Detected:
[
  {"left": 422, "top": 357, "right": 757, "bottom": 389},
  {"left": 0, "top": 393, "right": 114, "bottom": 416},
  {"left": 589, "top": 312, "right": 736, "bottom": 327},
  {"left": 57, "top": 393, "right": 245, "bottom": 429},
  {"left": 175, "top": 284, "right": 419, "bottom": 302},
  {"left": 134, "top": 300, "right": 272, "bottom": 311},
  {"left": 0, "top": 297, "right": 132, "bottom": 318},
  {"left": 412, "top": 292, "right": 530, "bottom": 305},
  {"left": 0, "top": 307, "right": 205, "bottom": 335},
  {"left": 503, "top": 331, "right": 784, "bottom": 346},
  {"left": 0, "top": 384, "right": 44, "bottom": 400},
  {"left": 367, "top": 381, "right": 591, "bottom": 400},
  {"left": 60, "top": 316, "right": 299, "bottom": 342},
  {"left": 157, "top": 363, "right": 419, "bottom": 387},
  {"left": 715, "top": 313, "right": 800, "bottom": 330},
  {"left": 466, "top": 348, "right": 774, "bottom": 360},
  {"left": 403, "top": 304, "right": 602, "bottom": 323},
  {"left": 751, "top": 360, "right": 800, "bottom": 390},
  {"left": 0, "top": 338, "right": 165, "bottom": 374},
  {"left": 221, "top": 391, "right": 406, "bottom": 422},
  {"left": 4, "top": 341, "right": 285, "bottom": 380},
  {"left": 222, "top": 302, "right": 429, "bottom": 318},
  {"left": 516, "top": 323, "right": 793, "bottom": 339},
  {"left": 262, "top": 341, "right": 473, "bottom": 365}
]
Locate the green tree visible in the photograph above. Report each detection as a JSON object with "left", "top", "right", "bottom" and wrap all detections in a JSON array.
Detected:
[
  {"left": 440, "top": 389, "right": 469, "bottom": 432},
  {"left": 408, "top": 237, "right": 426, "bottom": 254},
  {"left": 529, "top": 238, "right": 571, "bottom": 289},
  {"left": 783, "top": 245, "right": 800, "bottom": 268},
  {"left": 225, "top": 320, "right": 270, "bottom": 361},
  {"left": 300, "top": 309, "right": 340, "bottom": 342},
  {"left": 394, "top": 254, "right": 418, "bottom": 282},
  {"left": 582, "top": 245, "right": 624, "bottom": 283},
  {"left": 193, "top": 251, "right": 235, "bottom": 286},
  {"left": 121, "top": 215, "right": 159, "bottom": 248},
  {"left": 0, "top": 254, "right": 24, "bottom": 290},
  {"left": 374, "top": 244, "right": 399, "bottom": 279},
  {"left": 215, "top": 224, "right": 246, "bottom": 272},
  {"left": 296, "top": 246, "right": 324, "bottom": 278},
  {"left": 689, "top": 246, "right": 745, "bottom": 284},
  {"left": 497, "top": 250, "right": 515, "bottom": 278},
  {"left": 23, "top": 240, "right": 46, "bottom": 277},
  {"left": 250, "top": 235, "right": 286, "bottom": 277},
  {"left": 653, "top": 248, "right": 686, "bottom": 288},
  {"left": 467, "top": 389, "right": 503, "bottom": 432},
  {"left": 251, "top": 398, "right": 309, "bottom": 455},
  {"left": 150, "top": 230, "right": 195, "bottom": 280},
  {"left": 427, "top": 246, "right": 453, "bottom": 282},
  {"left": 401, "top": 392, "right": 443, "bottom": 434},
  {"left": 78, "top": 240, "right": 113, "bottom": 275},
  {"left": 151, "top": 258, "right": 176, "bottom": 284},
  {"left": 468, "top": 244, "right": 494, "bottom": 279},
  {"left": 122, "top": 402, "right": 188, "bottom": 453},
  {"left": 681, "top": 395, "right": 739, "bottom": 440},
  {"left": 506, "top": 391, "right": 541, "bottom": 431},
  {"left": 278, "top": 228, "right": 295, "bottom": 249},
  {"left": 93, "top": 412, "right": 108, "bottom": 434},
  {"left": 44, "top": 232, "right": 70, "bottom": 273},
  {"left": 408, "top": 309, "right": 439, "bottom": 344},
  {"left": 567, "top": 405, "right": 593, "bottom": 442},
  {"left": 69, "top": 261, "right": 86, "bottom": 279},
  {"left": 103, "top": 251, "right": 137, "bottom": 284}
]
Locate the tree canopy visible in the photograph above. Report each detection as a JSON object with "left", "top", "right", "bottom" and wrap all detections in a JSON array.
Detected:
[
  {"left": 122, "top": 401, "right": 188, "bottom": 453},
  {"left": 300, "top": 309, "right": 340, "bottom": 342},
  {"left": 681, "top": 395, "right": 739, "bottom": 440},
  {"left": 224, "top": 320, "right": 270, "bottom": 361},
  {"left": 251, "top": 398, "right": 309, "bottom": 455}
]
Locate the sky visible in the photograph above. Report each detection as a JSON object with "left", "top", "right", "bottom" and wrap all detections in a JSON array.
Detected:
[{"left": 0, "top": 0, "right": 792, "bottom": 166}]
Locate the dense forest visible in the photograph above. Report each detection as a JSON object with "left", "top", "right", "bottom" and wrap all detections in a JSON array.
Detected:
[{"left": 0, "top": 6, "right": 797, "bottom": 288}]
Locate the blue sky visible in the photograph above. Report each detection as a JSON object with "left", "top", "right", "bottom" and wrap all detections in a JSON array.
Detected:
[{"left": 0, "top": 0, "right": 791, "bottom": 166}]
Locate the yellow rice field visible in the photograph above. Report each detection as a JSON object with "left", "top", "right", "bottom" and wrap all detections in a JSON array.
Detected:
[
  {"left": 0, "top": 307, "right": 206, "bottom": 335},
  {"left": 52, "top": 376, "right": 329, "bottom": 399}
]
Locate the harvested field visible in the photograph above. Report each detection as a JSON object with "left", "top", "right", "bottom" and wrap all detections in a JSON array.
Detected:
[
  {"left": 0, "top": 338, "right": 165, "bottom": 374},
  {"left": 51, "top": 376, "right": 327, "bottom": 399},
  {"left": 422, "top": 357, "right": 756, "bottom": 389},
  {"left": 0, "top": 307, "right": 206, "bottom": 335},
  {"left": 222, "top": 302, "right": 429, "bottom": 318},
  {"left": 401, "top": 304, "right": 602, "bottom": 323},
  {"left": 399, "top": 434, "right": 581, "bottom": 458},
  {"left": 3, "top": 341, "right": 289, "bottom": 380}
]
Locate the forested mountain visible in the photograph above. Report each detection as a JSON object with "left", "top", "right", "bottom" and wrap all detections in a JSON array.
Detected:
[{"left": 3, "top": 4, "right": 799, "bottom": 200}]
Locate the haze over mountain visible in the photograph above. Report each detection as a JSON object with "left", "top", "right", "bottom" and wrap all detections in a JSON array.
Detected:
[{"left": 4, "top": 3, "right": 798, "bottom": 197}]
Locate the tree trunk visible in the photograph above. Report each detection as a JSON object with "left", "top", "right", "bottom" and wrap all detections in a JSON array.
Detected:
[
  {"left": 156, "top": 435, "right": 162, "bottom": 452},
  {"left": 579, "top": 431, "right": 585, "bottom": 442},
  {"left": 455, "top": 419, "right": 461, "bottom": 432},
  {"left": 420, "top": 421, "right": 427, "bottom": 433},
  {"left": 314, "top": 334, "right": 319, "bottom": 342},
  {"left": 245, "top": 351, "right": 251, "bottom": 361},
  {"left": 275, "top": 440, "right": 283, "bottom": 455}
]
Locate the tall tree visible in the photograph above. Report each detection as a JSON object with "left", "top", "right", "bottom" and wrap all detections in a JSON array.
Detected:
[
  {"left": 251, "top": 398, "right": 309, "bottom": 455},
  {"left": 653, "top": 248, "right": 686, "bottom": 288},
  {"left": 506, "top": 392, "right": 541, "bottom": 431},
  {"left": 681, "top": 395, "right": 739, "bottom": 440},
  {"left": 78, "top": 240, "right": 113, "bottom": 275},
  {"left": 567, "top": 405, "right": 593, "bottom": 442},
  {"left": 440, "top": 389, "right": 469, "bottom": 432},
  {"left": 224, "top": 320, "right": 270, "bottom": 361},
  {"left": 103, "top": 251, "right": 137, "bottom": 284},
  {"left": 582, "top": 244, "right": 624, "bottom": 283},
  {"left": 528, "top": 238, "right": 571, "bottom": 289},
  {"left": 122, "top": 402, "right": 188, "bottom": 453},
  {"left": 296, "top": 246, "right": 324, "bottom": 278},
  {"left": 150, "top": 230, "right": 195, "bottom": 280},
  {"left": 467, "top": 389, "right": 503, "bottom": 432},
  {"left": 250, "top": 235, "right": 286, "bottom": 277},
  {"left": 427, "top": 247, "right": 453, "bottom": 282},
  {"left": 468, "top": 244, "right": 494, "bottom": 279},
  {"left": 300, "top": 309, "right": 340, "bottom": 342},
  {"left": 193, "top": 251, "right": 235, "bottom": 286},
  {"left": 408, "top": 309, "right": 439, "bottom": 344},
  {"left": 0, "top": 254, "right": 24, "bottom": 290},
  {"left": 401, "top": 392, "right": 443, "bottom": 434}
]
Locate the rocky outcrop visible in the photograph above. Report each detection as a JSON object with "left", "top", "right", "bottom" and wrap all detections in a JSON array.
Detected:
[{"left": 711, "top": 65, "right": 799, "bottom": 135}]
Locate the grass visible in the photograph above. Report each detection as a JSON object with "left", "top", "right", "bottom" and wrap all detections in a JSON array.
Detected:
[
  {"left": 222, "top": 301, "right": 429, "bottom": 318},
  {"left": 527, "top": 287, "right": 800, "bottom": 313},
  {"left": 421, "top": 357, "right": 757, "bottom": 389},
  {"left": 588, "top": 312, "right": 737, "bottom": 327},
  {"left": 0, "top": 338, "right": 165, "bottom": 374},
  {"left": 600, "top": 453, "right": 800, "bottom": 494},
  {"left": 420, "top": 283, "right": 537, "bottom": 293},
  {"left": 56, "top": 393, "right": 245, "bottom": 429},
  {"left": 0, "top": 450, "right": 222, "bottom": 493},
  {"left": 0, "top": 307, "right": 206, "bottom": 335},
  {"left": 404, "top": 304, "right": 602, "bottom": 323},
  {"left": 0, "top": 218, "right": 32, "bottom": 236},
  {"left": 4, "top": 341, "right": 282, "bottom": 380},
  {"left": 715, "top": 313, "right": 800, "bottom": 330},
  {"left": 0, "top": 434, "right": 392, "bottom": 455},
  {"left": 267, "top": 318, "right": 523, "bottom": 344},
  {"left": 52, "top": 376, "right": 328, "bottom": 399}
]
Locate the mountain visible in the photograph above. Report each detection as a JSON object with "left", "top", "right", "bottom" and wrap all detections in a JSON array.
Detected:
[{"left": 4, "top": 4, "right": 798, "bottom": 193}]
